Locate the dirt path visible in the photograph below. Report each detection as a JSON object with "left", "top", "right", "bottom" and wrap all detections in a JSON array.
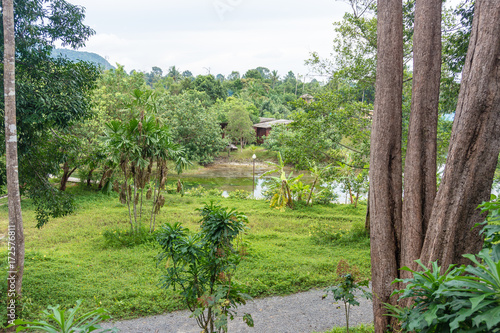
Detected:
[{"left": 102, "top": 289, "right": 373, "bottom": 333}]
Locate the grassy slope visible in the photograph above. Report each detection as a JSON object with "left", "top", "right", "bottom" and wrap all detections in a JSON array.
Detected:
[{"left": 0, "top": 185, "right": 370, "bottom": 322}]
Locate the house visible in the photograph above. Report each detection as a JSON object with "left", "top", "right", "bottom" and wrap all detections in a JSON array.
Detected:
[{"left": 252, "top": 118, "right": 293, "bottom": 143}]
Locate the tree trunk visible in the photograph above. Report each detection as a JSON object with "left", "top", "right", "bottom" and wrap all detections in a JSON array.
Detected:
[
  {"left": 420, "top": 0, "right": 500, "bottom": 269},
  {"left": 97, "top": 166, "right": 110, "bottom": 190},
  {"left": 3, "top": 0, "right": 25, "bottom": 328},
  {"left": 401, "top": 0, "right": 441, "bottom": 279},
  {"left": 369, "top": 0, "right": 403, "bottom": 331},
  {"left": 86, "top": 168, "right": 94, "bottom": 187},
  {"left": 59, "top": 162, "right": 77, "bottom": 191}
]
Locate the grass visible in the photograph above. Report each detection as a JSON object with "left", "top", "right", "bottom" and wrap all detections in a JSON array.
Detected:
[{"left": 0, "top": 184, "right": 370, "bottom": 324}]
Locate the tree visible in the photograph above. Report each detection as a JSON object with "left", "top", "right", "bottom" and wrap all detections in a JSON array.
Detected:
[
  {"left": 225, "top": 105, "right": 255, "bottom": 152},
  {"left": 3, "top": 0, "right": 24, "bottom": 327},
  {"left": 0, "top": 0, "right": 99, "bottom": 227},
  {"left": 192, "top": 74, "right": 227, "bottom": 101},
  {"left": 370, "top": 0, "right": 500, "bottom": 331},
  {"left": 159, "top": 91, "right": 227, "bottom": 164}
]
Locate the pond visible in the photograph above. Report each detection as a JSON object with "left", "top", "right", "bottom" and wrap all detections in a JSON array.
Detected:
[{"left": 168, "top": 162, "right": 354, "bottom": 203}]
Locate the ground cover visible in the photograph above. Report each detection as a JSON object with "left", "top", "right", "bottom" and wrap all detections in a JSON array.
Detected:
[{"left": 0, "top": 185, "right": 370, "bottom": 323}]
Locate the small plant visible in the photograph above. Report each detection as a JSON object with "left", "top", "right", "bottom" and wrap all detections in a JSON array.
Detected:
[
  {"left": 8, "top": 300, "right": 117, "bottom": 332},
  {"left": 156, "top": 201, "right": 253, "bottom": 332},
  {"left": 323, "top": 261, "right": 372, "bottom": 333}
]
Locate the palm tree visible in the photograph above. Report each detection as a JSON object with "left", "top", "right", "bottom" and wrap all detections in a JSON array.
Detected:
[{"left": 270, "top": 70, "right": 279, "bottom": 89}]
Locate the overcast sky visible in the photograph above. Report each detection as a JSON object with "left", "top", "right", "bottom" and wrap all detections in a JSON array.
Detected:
[{"left": 70, "top": 0, "right": 353, "bottom": 79}]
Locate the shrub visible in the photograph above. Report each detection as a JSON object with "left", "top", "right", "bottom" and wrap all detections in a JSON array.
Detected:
[
  {"left": 185, "top": 185, "right": 208, "bottom": 197},
  {"left": 156, "top": 202, "right": 253, "bottom": 332},
  {"left": 228, "top": 189, "right": 251, "bottom": 199},
  {"left": 314, "top": 186, "right": 340, "bottom": 205}
]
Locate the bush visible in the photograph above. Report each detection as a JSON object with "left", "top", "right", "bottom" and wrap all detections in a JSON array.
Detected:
[
  {"left": 314, "top": 186, "right": 340, "bottom": 205},
  {"left": 156, "top": 202, "right": 253, "bottom": 332},
  {"left": 184, "top": 185, "right": 208, "bottom": 197},
  {"left": 102, "top": 227, "right": 156, "bottom": 248},
  {"left": 386, "top": 195, "right": 500, "bottom": 332},
  {"left": 228, "top": 189, "right": 251, "bottom": 199}
]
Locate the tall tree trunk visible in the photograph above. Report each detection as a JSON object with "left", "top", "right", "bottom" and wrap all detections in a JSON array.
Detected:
[
  {"left": 420, "top": 0, "right": 500, "bottom": 269},
  {"left": 401, "top": 0, "right": 441, "bottom": 279},
  {"left": 369, "top": 0, "right": 403, "bottom": 331},
  {"left": 3, "top": 0, "right": 25, "bottom": 328}
]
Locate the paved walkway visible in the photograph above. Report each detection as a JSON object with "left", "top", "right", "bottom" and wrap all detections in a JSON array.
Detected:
[{"left": 102, "top": 289, "right": 373, "bottom": 333}]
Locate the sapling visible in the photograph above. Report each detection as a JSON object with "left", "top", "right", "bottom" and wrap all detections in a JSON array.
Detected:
[
  {"left": 323, "top": 261, "right": 372, "bottom": 333},
  {"left": 157, "top": 201, "right": 253, "bottom": 333}
]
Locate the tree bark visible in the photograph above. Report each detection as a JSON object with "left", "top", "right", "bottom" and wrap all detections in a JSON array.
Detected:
[
  {"left": 401, "top": 0, "right": 441, "bottom": 278},
  {"left": 420, "top": 0, "right": 500, "bottom": 269},
  {"left": 3, "top": 0, "right": 25, "bottom": 328},
  {"left": 369, "top": 0, "right": 403, "bottom": 331}
]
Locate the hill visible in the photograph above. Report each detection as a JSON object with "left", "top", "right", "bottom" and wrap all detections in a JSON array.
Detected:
[{"left": 51, "top": 48, "right": 115, "bottom": 70}]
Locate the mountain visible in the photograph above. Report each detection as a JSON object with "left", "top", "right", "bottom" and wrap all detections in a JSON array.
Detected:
[{"left": 51, "top": 48, "right": 115, "bottom": 70}]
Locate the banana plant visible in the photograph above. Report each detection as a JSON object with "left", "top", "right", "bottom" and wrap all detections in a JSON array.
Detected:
[{"left": 261, "top": 152, "right": 302, "bottom": 210}]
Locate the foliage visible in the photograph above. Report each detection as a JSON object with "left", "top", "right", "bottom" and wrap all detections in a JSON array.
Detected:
[
  {"left": 224, "top": 105, "right": 256, "bottom": 152},
  {"left": 0, "top": 0, "right": 100, "bottom": 226},
  {"left": 156, "top": 202, "right": 253, "bottom": 332},
  {"left": 9, "top": 300, "right": 117, "bottom": 333},
  {"left": 192, "top": 74, "right": 227, "bottom": 102},
  {"left": 313, "top": 184, "right": 340, "bottom": 206},
  {"left": 261, "top": 152, "right": 303, "bottom": 210},
  {"left": 323, "top": 260, "right": 372, "bottom": 333},
  {"left": 227, "top": 190, "right": 251, "bottom": 200},
  {"left": 159, "top": 91, "right": 228, "bottom": 164},
  {"left": 386, "top": 196, "right": 500, "bottom": 332}
]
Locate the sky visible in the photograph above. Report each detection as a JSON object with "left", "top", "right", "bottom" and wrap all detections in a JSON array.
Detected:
[{"left": 69, "top": 0, "right": 353, "bottom": 79}]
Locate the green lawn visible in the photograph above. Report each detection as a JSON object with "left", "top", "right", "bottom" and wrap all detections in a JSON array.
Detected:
[{"left": 0, "top": 185, "right": 370, "bottom": 323}]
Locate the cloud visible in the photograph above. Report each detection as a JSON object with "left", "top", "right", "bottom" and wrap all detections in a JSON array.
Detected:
[{"left": 76, "top": 0, "right": 352, "bottom": 75}]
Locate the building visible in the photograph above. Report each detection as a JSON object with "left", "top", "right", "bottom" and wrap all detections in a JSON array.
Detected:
[{"left": 252, "top": 118, "right": 293, "bottom": 143}]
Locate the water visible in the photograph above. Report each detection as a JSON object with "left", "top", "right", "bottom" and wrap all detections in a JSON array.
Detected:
[{"left": 168, "top": 163, "right": 352, "bottom": 202}]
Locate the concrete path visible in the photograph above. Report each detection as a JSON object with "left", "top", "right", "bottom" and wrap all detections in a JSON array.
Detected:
[{"left": 102, "top": 289, "right": 373, "bottom": 333}]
